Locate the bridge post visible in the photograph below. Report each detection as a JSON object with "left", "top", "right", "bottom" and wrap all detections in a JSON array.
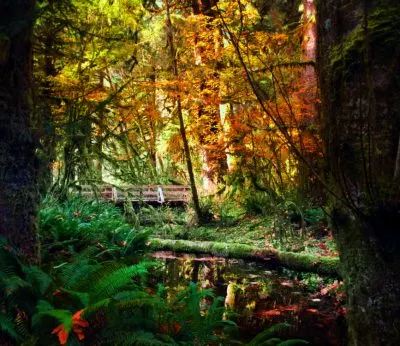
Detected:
[
  {"left": 157, "top": 186, "right": 165, "bottom": 203},
  {"left": 112, "top": 187, "right": 118, "bottom": 203}
]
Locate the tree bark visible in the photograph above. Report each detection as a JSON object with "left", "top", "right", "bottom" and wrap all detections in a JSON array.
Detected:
[
  {"left": 297, "top": 0, "right": 320, "bottom": 197},
  {"left": 317, "top": 0, "right": 400, "bottom": 344},
  {"left": 165, "top": 0, "right": 203, "bottom": 222},
  {"left": 0, "top": 0, "right": 40, "bottom": 263},
  {"left": 192, "top": 0, "right": 228, "bottom": 193}
]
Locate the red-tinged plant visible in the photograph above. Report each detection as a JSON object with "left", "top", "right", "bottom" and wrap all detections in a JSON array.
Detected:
[{"left": 51, "top": 309, "right": 89, "bottom": 345}]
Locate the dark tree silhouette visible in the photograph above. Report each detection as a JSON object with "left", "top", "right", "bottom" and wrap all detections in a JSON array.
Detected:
[
  {"left": 0, "top": 0, "right": 39, "bottom": 263},
  {"left": 317, "top": 0, "right": 400, "bottom": 344}
]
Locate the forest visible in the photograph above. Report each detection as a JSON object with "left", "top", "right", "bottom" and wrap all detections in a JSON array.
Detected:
[{"left": 0, "top": 0, "right": 399, "bottom": 345}]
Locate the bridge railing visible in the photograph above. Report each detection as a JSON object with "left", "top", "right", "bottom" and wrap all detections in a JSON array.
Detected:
[{"left": 78, "top": 185, "right": 191, "bottom": 203}]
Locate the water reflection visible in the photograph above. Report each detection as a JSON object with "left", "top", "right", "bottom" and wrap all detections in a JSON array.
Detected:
[{"left": 152, "top": 251, "right": 347, "bottom": 346}]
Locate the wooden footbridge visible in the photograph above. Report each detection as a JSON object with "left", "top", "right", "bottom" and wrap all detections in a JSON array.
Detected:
[{"left": 79, "top": 185, "right": 191, "bottom": 204}]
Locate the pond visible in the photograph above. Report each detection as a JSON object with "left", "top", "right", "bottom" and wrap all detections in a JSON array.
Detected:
[{"left": 152, "top": 251, "right": 347, "bottom": 346}]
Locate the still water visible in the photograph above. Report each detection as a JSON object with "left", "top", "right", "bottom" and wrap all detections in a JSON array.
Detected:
[{"left": 152, "top": 251, "right": 347, "bottom": 346}]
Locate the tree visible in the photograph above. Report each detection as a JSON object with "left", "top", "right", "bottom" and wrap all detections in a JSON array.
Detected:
[
  {"left": 0, "top": 0, "right": 39, "bottom": 263},
  {"left": 191, "top": 0, "right": 228, "bottom": 193},
  {"left": 317, "top": 1, "right": 400, "bottom": 344},
  {"left": 165, "top": 0, "right": 203, "bottom": 222},
  {"left": 217, "top": 0, "right": 323, "bottom": 200}
]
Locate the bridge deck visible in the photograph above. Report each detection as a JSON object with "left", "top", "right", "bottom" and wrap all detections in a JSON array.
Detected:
[{"left": 79, "top": 185, "right": 191, "bottom": 203}]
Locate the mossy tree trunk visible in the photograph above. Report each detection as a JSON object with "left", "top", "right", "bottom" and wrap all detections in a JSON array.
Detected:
[
  {"left": 0, "top": 0, "right": 40, "bottom": 263},
  {"left": 317, "top": 0, "right": 400, "bottom": 344},
  {"left": 165, "top": 0, "right": 203, "bottom": 223}
]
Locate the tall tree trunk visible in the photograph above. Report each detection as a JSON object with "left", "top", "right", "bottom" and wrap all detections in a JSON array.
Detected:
[
  {"left": 0, "top": 0, "right": 40, "bottom": 263},
  {"left": 297, "top": 0, "right": 319, "bottom": 196},
  {"left": 317, "top": 0, "right": 400, "bottom": 344},
  {"left": 192, "top": 0, "right": 228, "bottom": 194},
  {"left": 37, "top": 27, "right": 59, "bottom": 194},
  {"left": 165, "top": 0, "right": 203, "bottom": 222}
]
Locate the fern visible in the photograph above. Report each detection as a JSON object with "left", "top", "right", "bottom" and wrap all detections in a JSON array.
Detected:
[
  {"left": 56, "top": 248, "right": 100, "bottom": 290},
  {"left": 0, "top": 313, "right": 19, "bottom": 341},
  {"left": 90, "top": 262, "right": 154, "bottom": 303},
  {"left": 246, "top": 323, "right": 309, "bottom": 346},
  {"left": 59, "top": 288, "right": 90, "bottom": 308},
  {"left": 81, "top": 297, "right": 112, "bottom": 317},
  {"left": 32, "top": 309, "right": 73, "bottom": 331},
  {"left": 247, "top": 323, "right": 292, "bottom": 345},
  {"left": 22, "top": 266, "right": 53, "bottom": 296},
  {"left": 171, "top": 282, "right": 236, "bottom": 344},
  {"left": 40, "top": 197, "right": 150, "bottom": 262}
]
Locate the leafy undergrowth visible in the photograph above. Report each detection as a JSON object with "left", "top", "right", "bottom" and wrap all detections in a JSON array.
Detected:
[{"left": 0, "top": 196, "right": 314, "bottom": 345}]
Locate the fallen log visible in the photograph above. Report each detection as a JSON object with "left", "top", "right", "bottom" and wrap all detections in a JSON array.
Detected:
[{"left": 149, "top": 238, "right": 341, "bottom": 277}]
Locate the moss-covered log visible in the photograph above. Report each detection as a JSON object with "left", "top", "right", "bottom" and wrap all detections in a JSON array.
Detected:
[{"left": 149, "top": 238, "right": 340, "bottom": 277}]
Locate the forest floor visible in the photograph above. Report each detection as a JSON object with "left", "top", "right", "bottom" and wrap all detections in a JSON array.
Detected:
[{"left": 137, "top": 203, "right": 338, "bottom": 259}]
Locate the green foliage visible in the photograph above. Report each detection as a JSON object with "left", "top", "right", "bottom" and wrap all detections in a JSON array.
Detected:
[
  {"left": 303, "top": 207, "right": 325, "bottom": 225},
  {"left": 329, "top": 5, "right": 400, "bottom": 78},
  {"left": 241, "top": 191, "right": 275, "bottom": 216},
  {"left": 169, "top": 282, "right": 237, "bottom": 344},
  {"left": 281, "top": 268, "right": 340, "bottom": 293},
  {"left": 39, "top": 196, "right": 150, "bottom": 262}
]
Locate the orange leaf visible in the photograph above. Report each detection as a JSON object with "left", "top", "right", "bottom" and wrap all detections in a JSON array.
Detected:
[
  {"left": 51, "top": 325, "right": 69, "bottom": 345},
  {"left": 172, "top": 322, "right": 181, "bottom": 334},
  {"left": 52, "top": 310, "right": 89, "bottom": 345},
  {"left": 73, "top": 310, "right": 88, "bottom": 326}
]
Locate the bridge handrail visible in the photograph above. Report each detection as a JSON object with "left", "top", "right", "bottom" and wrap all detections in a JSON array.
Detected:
[{"left": 77, "top": 184, "right": 191, "bottom": 203}]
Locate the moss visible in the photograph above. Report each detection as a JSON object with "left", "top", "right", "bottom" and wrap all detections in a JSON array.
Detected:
[
  {"left": 329, "top": 6, "right": 400, "bottom": 78},
  {"left": 149, "top": 238, "right": 340, "bottom": 277},
  {"left": 278, "top": 251, "right": 340, "bottom": 276}
]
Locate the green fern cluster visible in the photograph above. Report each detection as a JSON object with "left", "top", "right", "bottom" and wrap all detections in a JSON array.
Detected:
[
  {"left": 39, "top": 196, "right": 150, "bottom": 263},
  {"left": 32, "top": 257, "right": 161, "bottom": 345}
]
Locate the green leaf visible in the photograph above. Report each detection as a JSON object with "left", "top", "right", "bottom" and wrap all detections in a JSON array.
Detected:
[{"left": 36, "top": 299, "right": 54, "bottom": 313}]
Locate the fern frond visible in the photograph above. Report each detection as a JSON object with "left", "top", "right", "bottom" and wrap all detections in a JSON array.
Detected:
[
  {"left": 59, "top": 288, "right": 90, "bottom": 308},
  {"left": 32, "top": 309, "right": 72, "bottom": 331},
  {"left": 247, "top": 323, "right": 292, "bottom": 346},
  {"left": 90, "top": 262, "right": 154, "bottom": 303},
  {"left": 57, "top": 249, "right": 100, "bottom": 290},
  {"left": 1, "top": 275, "right": 31, "bottom": 296},
  {"left": 22, "top": 265, "right": 53, "bottom": 296},
  {"left": 82, "top": 298, "right": 112, "bottom": 318},
  {"left": 0, "top": 313, "right": 19, "bottom": 341}
]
